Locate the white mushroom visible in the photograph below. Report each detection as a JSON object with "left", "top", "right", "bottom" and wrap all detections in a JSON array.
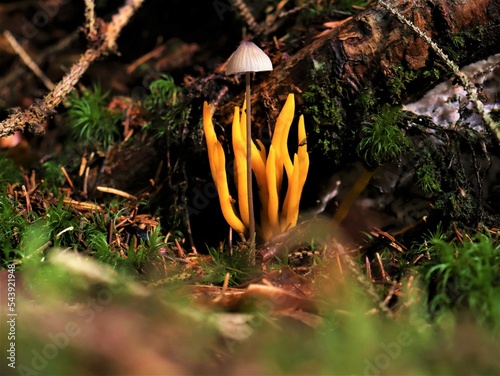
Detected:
[
  {"left": 226, "top": 41, "right": 273, "bottom": 75},
  {"left": 225, "top": 41, "right": 273, "bottom": 249}
]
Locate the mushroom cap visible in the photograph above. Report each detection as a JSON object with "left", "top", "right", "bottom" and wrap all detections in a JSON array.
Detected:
[{"left": 226, "top": 41, "right": 273, "bottom": 75}]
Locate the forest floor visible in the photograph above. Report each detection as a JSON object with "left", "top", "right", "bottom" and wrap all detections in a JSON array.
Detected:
[{"left": 1, "top": 1, "right": 500, "bottom": 375}]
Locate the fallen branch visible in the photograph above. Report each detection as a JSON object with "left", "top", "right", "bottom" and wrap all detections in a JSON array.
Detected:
[{"left": 0, "top": 0, "right": 145, "bottom": 139}]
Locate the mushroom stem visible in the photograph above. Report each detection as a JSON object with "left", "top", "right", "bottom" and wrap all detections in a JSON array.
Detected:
[{"left": 245, "top": 72, "right": 256, "bottom": 255}]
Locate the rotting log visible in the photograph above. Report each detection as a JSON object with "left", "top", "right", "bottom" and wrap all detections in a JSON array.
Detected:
[{"left": 217, "top": 0, "right": 500, "bottom": 130}]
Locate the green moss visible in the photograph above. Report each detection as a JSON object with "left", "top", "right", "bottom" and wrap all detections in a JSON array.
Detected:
[
  {"left": 143, "top": 74, "right": 197, "bottom": 149},
  {"left": 440, "top": 26, "right": 488, "bottom": 65},
  {"left": 145, "top": 74, "right": 178, "bottom": 111},
  {"left": 200, "top": 244, "right": 261, "bottom": 286},
  {"left": 0, "top": 193, "right": 27, "bottom": 262},
  {"left": 417, "top": 171, "right": 441, "bottom": 196},
  {"left": 450, "top": 34, "right": 466, "bottom": 49},
  {"left": 0, "top": 153, "right": 22, "bottom": 185},
  {"left": 357, "top": 104, "right": 410, "bottom": 165},
  {"left": 422, "top": 67, "right": 441, "bottom": 81},
  {"left": 445, "top": 35, "right": 466, "bottom": 62},
  {"left": 354, "top": 88, "right": 377, "bottom": 110},
  {"left": 65, "top": 82, "right": 122, "bottom": 150},
  {"left": 388, "top": 65, "right": 418, "bottom": 101},
  {"left": 415, "top": 151, "right": 442, "bottom": 195},
  {"left": 419, "top": 227, "right": 500, "bottom": 333},
  {"left": 142, "top": 75, "right": 199, "bottom": 232},
  {"left": 303, "top": 60, "right": 349, "bottom": 157},
  {"left": 40, "top": 160, "right": 66, "bottom": 194},
  {"left": 434, "top": 189, "right": 476, "bottom": 225},
  {"left": 87, "top": 222, "right": 174, "bottom": 278},
  {"left": 304, "top": 84, "right": 344, "bottom": 129}
]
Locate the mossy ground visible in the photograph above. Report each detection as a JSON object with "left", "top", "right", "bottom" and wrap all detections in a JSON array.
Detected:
[{"left": 1, "top": 1, "right": 500, "bottom": 374}]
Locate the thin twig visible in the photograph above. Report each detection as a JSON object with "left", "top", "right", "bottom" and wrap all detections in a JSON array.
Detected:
[
  {"left": 230, "top": 0, "right": 261, "bottom": 34},
  {"left": 56, "top": 226, "right": 75, "bottom": 239},
  {"left": 63, "top": 198, "right": 101, "bottom": 212},
  {"left": 60, "top": 166, "right": 75, "bottom": 190},
  {"left": 84, "top": 0, "right": 97, "bottom": 39},
  {"left": 174, "top": 238, "right": 186, "bottom": 258},
  {"left": 96, "top": 186, "right": 137, "bottom": 200},
  {"left": 22, "top": 185, "right": 31, "bottom": 214},
  {"left": 4, "top": 30, "right": 55, "bottom": 91},
  {"left": 0, "top": 29, "right": 79, "bottom": 91},
  {"left": 375, "top": 252, "right": 388, "bottom": 281}
]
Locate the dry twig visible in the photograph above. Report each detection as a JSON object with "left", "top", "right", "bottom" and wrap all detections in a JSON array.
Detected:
[
  {"left": 0, "top": 29, "right": 79, "bottom": 93},
  {"left": 230, "top": 0, "right": 261, "bottom": 35},
  {"left": 96, "top": 186, "right": 137, "bottom": 200},
  {"left": 84, "top": 0, "right": 98, "bottom": 39},
  {"left": 4, "top": 30, "right": 55, "bottom": 91}
]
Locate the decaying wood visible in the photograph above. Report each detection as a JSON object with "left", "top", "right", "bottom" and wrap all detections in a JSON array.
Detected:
[{"left": 219, "top": 0, "right": 500, "bottom": 128}]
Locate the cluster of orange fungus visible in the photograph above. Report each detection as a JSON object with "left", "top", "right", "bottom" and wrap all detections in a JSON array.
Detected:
[{"left": 202, "top": 93, "right": 309, "bottom": 242}]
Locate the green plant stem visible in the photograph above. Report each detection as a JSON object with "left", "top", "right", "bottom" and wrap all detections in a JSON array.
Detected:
[{"left": 245, "top": 72, "right": 255, "bottom": 261}]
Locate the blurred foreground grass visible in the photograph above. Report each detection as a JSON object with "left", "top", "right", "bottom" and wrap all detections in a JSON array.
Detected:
[{"left": 2, "top": 233, "right": 499, "bottom": 376}]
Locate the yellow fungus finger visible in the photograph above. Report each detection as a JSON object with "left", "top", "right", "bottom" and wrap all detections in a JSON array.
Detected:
[
  {"left": 203, "top": 102, "right": 217, "bottom": 168},
  {"left": 290, "top": 147, "right": 309, "bottom": 231},
  {"left": 282, "top": 115, "right": 309, "bottom": 231},
  {"left": 283, "top": 154, "right": 301, "bottom": 231},
  {"left": 240, "top": 99, "right": 247, "bottom": 144},
  {"left": 271, "top": 94, "right": 294, "bottom": 149},
  {"left": 271, "top": 94, "right": 294, "bottom": 193},
  {"left": 239, "top": 102, "right": 250, "bottom": 218},
  {"left": 266, "top": 145, "right": 280, "bottom": 235},
  {"left": 297, "top": 115, "right": 309, "bottom": 193},
  {"left": 214, "top": 141, "right": 247, "bottom": 234},
  {"left": 232, "top": 106, "right": 249, "bottom": 228},
  {"left": 298, "top": 115, "right": 307, "bottom": 150},
  {"left": 203, "top": 95, "right": 309, "bottom": 240},
  {"left": 242, "top": 98, "right": 272, "bottom": 239},
  {"left": 243, "top": 99, "right": 271, "bottom": 240},
  {"left": 254, "top": 139, "right": 267, "bottom": 164},
  {"left": 203, "top": 101, "right": 246, "bottom": 234},
  {"left": 260, "top": 209, "right": 272, "bottom": 242},
  {"left": 332, "top": 167, "right": 375, "bottom": 226},
  {"left": 279, "top": 97, "right": 294, "bottom": 181},
  {"left": 209, "top": 140, "right": 220, "bottom": 188},
  {"left": 250, "top": 139, "right": 267, "bottom": 193},
  {"left": 251, "top": 142, "right": 267, "bottom": 184},
  {"left": 297, "top": 150, "right": 309, "bottom": 205},
  {"left": 202, "top": 101, "right": 215, "bottom": 137},
  {"left": 203, "top": 102, "right": 221, "bottom": 188},
  {"left": 250, "top": 140, "right": 269, "bottom": 229}
]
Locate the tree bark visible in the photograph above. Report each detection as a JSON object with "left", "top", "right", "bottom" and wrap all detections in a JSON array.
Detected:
[{"left": 218, "top": 0, "right": 500, "bottom": 129}]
